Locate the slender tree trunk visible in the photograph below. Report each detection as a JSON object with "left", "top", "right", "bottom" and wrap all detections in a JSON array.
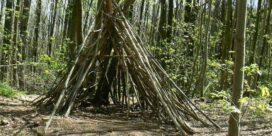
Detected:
[
  {"left": 199, "top": 0, "right": 211, "bottom": 97},
  {"left": 122, "top": 0, "right": 135, "bottom": 18},
  {"left": 92, "top": 0, "right": 115, "bottom": 106},
  {"left": 0, "top": 2, "right": 3, "bottom": 20},
  {"left": 67, "top": 0, "right": 83, "bottom": 60},
  {"left": 143, "top": 1, "right": 149, "bottom": 29},
  {"left": 33, "top": 0, "right": 41, "bottom": 63},
  {"left": 83, "top": 0, "right": 93, "bottom": 35},
  {"left": 250, "top": 0, "right": 262, "bottom": 64},
  {"left": 189, "top": 8, "right": 204, "bottom": 97},
  {"left": 149, "top": 3, "right": 158, "bottom": 45},
  {"left": 138, "top": 0, "right": 145, "bottom": 34},
  {"left": 259, "top": 0, "right": 272, "bottom": 75},
  {"left": 185, "top": 0, "right": 192, "bottom": 23},
  {"left": 1, "top": 0, "right": 13, "bottom": 81},
  {"left": 265, "top": 0, "right": 272, "bottom": 80},
  {"left": 228, "top": 0, "right": 247, "bottom": 135},
  {"left": 221, "top": 0, "right": 226, "bottom": 22},
  {"left": 184, "top": 0, "right": 196, "bottom": 56},
  {"left": 158, "top": 0, "right": 167, "bottom": 43},
  {"left": 167, "top": 0, "right": 174, "bottom": 42},
  {"left": 19, "top": 0, "right": 31, "bottom": 90},
  {"left": 47, "top": 0, "right": 59, "bottom": 57},
  {"left": 11, "top": 0, "right": 21, "bottom": 88},
  {"left": 220, "top": 0, "right": 233, "bottom": 91},
  {"left": 158, "top": 0, "right": 167, "bottom": 68}
]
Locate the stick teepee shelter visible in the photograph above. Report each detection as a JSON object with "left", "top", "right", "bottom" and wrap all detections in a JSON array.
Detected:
[{"left": 34, "top": 0, "right": 220, "bottom": 135}]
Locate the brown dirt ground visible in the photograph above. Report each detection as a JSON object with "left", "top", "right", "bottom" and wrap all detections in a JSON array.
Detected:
[{"left": 0, "top": 95, "right": 271, "bottom": 136}]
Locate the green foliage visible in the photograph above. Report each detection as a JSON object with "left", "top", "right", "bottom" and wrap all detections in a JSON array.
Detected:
[
  {"left": 35, "top": 39, "right": 68, "bottom": 90},
  {"left": 241, "top": 97, "right": 270, "bottom": 117},
  {"left": 39, "top": 51, "right": 67, "bottom": 74},
  {"left": 39, "top": 53, "right": 66, "bottom": 80},
  {"left": 209, "top": 90, "right": 230, "bottom": 99},
  {"left": 267, "top": 34, "right": 272, "bottom": 46},
  {"left": 0, "top": 82, "right": 23, "bottom": 97},
  {"left": 259, "top": 85, "right": 270, "bottom": 98},
  {"left": 207, "top": 59, "right": 221, "bottom": 81},
  {"left": 0, "top": 25, "right": 4, "bottom": 33},
  {"left": 202, "top": 83, "right": 271, "bottom": 118},
  {"left": 239, "top": 85, "right": 271, "bottom": 117},
  {"left": 242, "top": 64, "right": 261, "bottom": 76}
]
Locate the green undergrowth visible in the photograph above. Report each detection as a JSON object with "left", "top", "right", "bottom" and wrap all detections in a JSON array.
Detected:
[
  {"left": 200, "top": 88, "right": 271, "bottom": 118},
  {"left": 0, "top": 82, "right": 24, "bottom": 97}
]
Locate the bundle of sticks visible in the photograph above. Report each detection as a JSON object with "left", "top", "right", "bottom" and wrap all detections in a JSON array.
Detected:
[{"left": 34, "top": 1, "right": 220, "bottom": 135}]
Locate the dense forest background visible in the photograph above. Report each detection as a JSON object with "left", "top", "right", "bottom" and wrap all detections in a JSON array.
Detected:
[
  {"left": 0, "top": 0, "right": 271, "bottom": 98},
  {"left": 0, "top": 0, "right": 272, "bottom": 135}
]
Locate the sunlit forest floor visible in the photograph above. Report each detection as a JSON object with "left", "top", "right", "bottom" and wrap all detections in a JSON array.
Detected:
[{"left": 0, "top": 95, "right": 271, "bottom": 136}]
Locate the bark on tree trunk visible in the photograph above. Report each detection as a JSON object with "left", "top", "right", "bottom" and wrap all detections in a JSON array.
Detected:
[
  {"left": 1, "top": 0, "right": 13, "bottom": 81},
  {"left": 92, "top": 0, "right": 115, "bottom": 106},
  {"left": 228, "top": 0, "right": 247, "bottom": 135},
  {"left": 167, "top": 0, "right": 174, "bottom": 43},
  {"left": 33, "top": 0, "right": 41, "bottom": 64},
  {"left": 220, "top": 0, "right": 233, "bottom": 91},
  {"left": 67, "top": 0, "right": 83, "bottom": 60},
  {"left": 250, "top": 0, "right": 262, "bottom": 64},
  {"left": 47, "top": 0, "right": 58, "bottom": 57},
  {"left": 11, "top": 0, "right": 21, "bottom": 88},
  {"left": 199, "top": 0, "right": 212, "bottom": 97},
  {"left": 19, "top": 0, "right": 31, "bottom": 90}
]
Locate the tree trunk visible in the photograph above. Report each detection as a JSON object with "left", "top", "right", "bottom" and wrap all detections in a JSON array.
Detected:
[
  {"left": 228, "top": 0, "right": 247, "bottom": 135},
  {"left": 184, "top": 0, "right": 196, "bottom": 56},
  {"left": 138, "top": 0, "right": 145, "bottom": 33},
  {"left": 158, "top": 0, "right": 167, "bottom": 68},
  {"left": 93, "top": 57, "right": 118, "bottom": 106},
  {"left": 220, "top": 0, "right": 233, "bottom": 91},
  {"left": 265, "top": 0, "right": 272, "bottom": 80},
  {"left": 11, "top": 0, "right": 21, "bottom": 88},
  {"left": 199, "top": 0, "right": 212, "bottom": 97},
  {"left": 167, "top": 0, "right": 174, "bottom": 43},
  {"left": 33, "top": 0, "right": 41, "bottom": 63},
  {"left": 158, "top": 0, "right": 167, "bottom": 43},
  {"left": 258, "top": 0, "right": 272, "bottom": 78},
  {"left": 47, "top": 0, "right": 59, "bottom": 57},
  {"left": 249, "top": 0, "right": 262, "bottom": 64},
  {"left": 0, "top": 0, "right": 13, "bottom": 81},
  {"left": 92, "top": 0, "right": 115, "bottom": 106},
  {"left": 19, "top": 0, "right": 31, "bottom": 90},
  {"left": 67, "top": 0, "right": 83, "bottom": 60},
  {"left": 185, "top": 0, "right": 192, "bottom": 23},
  {"left": 122, "top": 0, "right": 135, "bottom": 18}
]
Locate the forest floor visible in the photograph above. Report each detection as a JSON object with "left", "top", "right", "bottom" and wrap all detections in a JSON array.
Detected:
[{"left": 0, "top": 95, "right": 272, "bottom": 136}]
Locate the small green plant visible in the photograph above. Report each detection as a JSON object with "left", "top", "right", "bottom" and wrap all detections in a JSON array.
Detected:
[
  {"left": 209, "top": 90, "right": 230, "bottom": 100},
  {"left": 0, "top": 82, "right": 22, "bottom": 97},
  {"left": 239, "top": 85, "right": 271, "bottom": 118},
  {"left": 242, "top": 63, "right": 262, "bottom": 76}
]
